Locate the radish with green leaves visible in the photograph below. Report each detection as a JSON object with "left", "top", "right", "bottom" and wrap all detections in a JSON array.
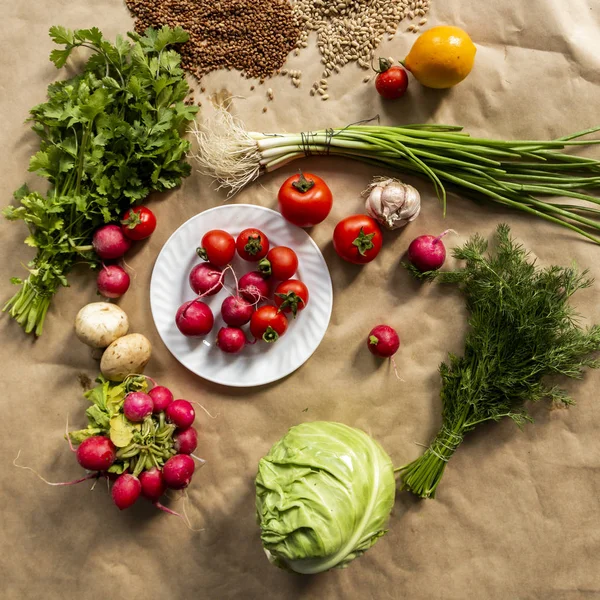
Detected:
[
  {"left": 112, "top": 473, "right": 142, "bottom": 510},
  {"left": 76, "top": 436, "right": 116, "bottom": 472},
  {"left": 162, "top": 454, "right": 195, "bottom": 490}
]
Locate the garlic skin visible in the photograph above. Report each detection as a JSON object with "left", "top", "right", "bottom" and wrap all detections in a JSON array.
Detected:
[{"left": 364, "top": 178, "right": 421, "bottom": 230}]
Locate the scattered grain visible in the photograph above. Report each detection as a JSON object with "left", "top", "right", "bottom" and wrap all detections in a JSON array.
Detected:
[{"left": 321, "top": 94, "right": 329, "bottom": 100}]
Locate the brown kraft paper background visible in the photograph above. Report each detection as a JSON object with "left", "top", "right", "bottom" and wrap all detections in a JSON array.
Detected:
[{"left": 1, "top": 0, "right": 600, "bottom": 598}]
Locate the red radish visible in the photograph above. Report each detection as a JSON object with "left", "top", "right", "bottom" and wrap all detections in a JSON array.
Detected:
[
  {"left": 123, "top": 392, "right": 154, "bottom": 422},
  {"left": 96, "top": 265, "right": 130, "bottom": 298},
  {"left": 149, "top": 386, "right": 173, "bottom": 413},
  {"left": 189, "top": 263, "right": 223, "bottom": 296},
  {"left": 238, "top": 271, "right": 269, "bottom": 303},
  {"left": 367, "top": 325, "right": 400, "bottom": 358},
  {"left": 76, "top": 436, "right": 116, "bottom": 471},
  {"left": 111, "top": 473, "right": 142, "bottom": 510},
  {"left": 139, "top": 467, "right": 166, "bottom": 501},
  {"left": 221, "top": 295, "right": 254, "bottom": 327},
  {"left": 162, "top": 454, "right": 195, "bottom": 490},
  {"left": 92, "top": 224, "right": 132, "bottom": 260},
  {"left": 166, "top": 399, "right": 195, "bottom": 429},
  {"left": 407, "top": 230, "right": 454, "bottom": 272},
  {"left": 176, "top": 300, "right": 214, "bottom": 337},
  {"left": 174, "top": 427, "right": 198, "bottom": 454},
  {"left": 216, "top": 327, "right": 246, "bottom": 354}
]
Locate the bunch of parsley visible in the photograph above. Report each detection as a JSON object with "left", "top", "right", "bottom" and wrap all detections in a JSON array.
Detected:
[
  {"left": 3, "top": 25, "right": 198, "bottom": 335},
  {"left": 399, "top": 224, "right": 600, "bottom": 498}
]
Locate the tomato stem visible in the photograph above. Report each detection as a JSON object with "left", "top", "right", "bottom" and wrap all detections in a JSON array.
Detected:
[
  {"left": 243, "top": 234, "right": 263, "bottom": 256},
  {"left": 196, "top": 246, "right": 209, "bottom": 261},
  {"left": 372, "top": 57, "right": 392, "bottom": 73},
  {"left": 352, "top": 227, "right": 376, "bottom": 256},
  {"left": 291, "top": 170, "right": 315, "bottom": 193},
  {"left": 262, "top": 325, "right": 280, "bottom": 343},
  {"left": 258, "top": 257, "right": 272, "bottom": 277}
]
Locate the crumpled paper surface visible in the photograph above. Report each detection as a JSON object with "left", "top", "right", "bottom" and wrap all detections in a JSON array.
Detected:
[{"left": 1, "top": 1, "right": 600, "bottom": 598}]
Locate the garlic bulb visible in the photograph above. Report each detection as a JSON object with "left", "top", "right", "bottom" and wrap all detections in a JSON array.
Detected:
[{"left": 364, "top": 177, "right": 421, "bottom": 230}]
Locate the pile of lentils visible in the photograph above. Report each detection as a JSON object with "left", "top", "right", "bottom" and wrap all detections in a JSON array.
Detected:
[{"left": 125, "top": 0, "right": 298, "bottom": 81}]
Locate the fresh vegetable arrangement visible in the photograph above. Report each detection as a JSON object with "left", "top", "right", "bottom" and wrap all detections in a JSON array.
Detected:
[
  {"left": 3, "top": 25, "right": 197, "bottom": 335},
  {"left": 193, "top": 108, "right": 600, "bottom": 244},
  {"left": 399, "top": 225, "right": 600, "bottom": 498},
  {"left": 255, "top": 421, "right": 395, "bottom": 574},
  {"left": 175, "top": 227, "right": 310, "bottom": 348},
  {"left": 68, "top": 375, "right": 202, "bottom": 512}
]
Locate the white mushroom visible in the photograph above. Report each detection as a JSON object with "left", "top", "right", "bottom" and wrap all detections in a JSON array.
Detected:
[{"left": 74, "top": 303, "right": 129, "bottom": 349}]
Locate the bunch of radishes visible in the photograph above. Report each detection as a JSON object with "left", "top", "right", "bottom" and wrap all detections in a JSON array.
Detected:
[
  {"left": 74, "top": 382, "right": 201, "bottom": 514},
  {"left": 175, "top": 228, "right": 310, "bottom": 352},
  {"left": 92, "top": 206, "right": 157, "bottom": 299}
]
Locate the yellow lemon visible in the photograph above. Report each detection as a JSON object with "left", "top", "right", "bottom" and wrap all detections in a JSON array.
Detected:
[{"left": 404, "top": 26, "right": 476, "bottom": 89}]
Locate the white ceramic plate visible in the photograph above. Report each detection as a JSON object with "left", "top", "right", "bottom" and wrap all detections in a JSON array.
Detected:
[{"left": 150, "top": 204, "right": 333, "bottom": 387}]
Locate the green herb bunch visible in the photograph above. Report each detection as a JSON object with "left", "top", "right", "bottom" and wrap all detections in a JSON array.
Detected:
[
  {"left": 3, "top": 26, "right": 198, "bottom": 335},
  {"left": 69, "top": 376, "right": 177, "bottom": 477},
  {"left": 399, "top": 224, "right": 600, "bottom": 498}
]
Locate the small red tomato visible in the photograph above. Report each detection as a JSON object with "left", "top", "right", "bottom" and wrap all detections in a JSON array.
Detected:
[
  {"left": 121, "top": 206, "right": 157, "bottom": 240},
  {"left": 250, "top": 305, "right": 288, "bottom": 343},
  {"left": 333, "top": 214, "right": 383, "bottom": 265},
  {"left": 374, "top": 58, "right": 409, "bottom": 100},
  {"left": 274, "top": 279, "right": 309, "bottom": 318},
  {"left": 236, "top": 228, "right": 269, "bottom": 261},
  {"left": 197, "top": 229, "right": 235, "bottom": 267},
  {"left": 258, "top": 246, "right": 298, "bottom": 280},
  {"left": 278, "top": 172, "right": 333, "bottom": 227}
]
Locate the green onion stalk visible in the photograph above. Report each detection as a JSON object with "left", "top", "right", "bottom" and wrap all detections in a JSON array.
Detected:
[{"left": 192, "top": 109, "right": 600, "bottom": 243}]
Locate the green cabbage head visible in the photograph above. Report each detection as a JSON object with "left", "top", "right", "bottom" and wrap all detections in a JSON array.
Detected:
[{"left": 255, "top": 421, "right": 396, "bottom": 574}]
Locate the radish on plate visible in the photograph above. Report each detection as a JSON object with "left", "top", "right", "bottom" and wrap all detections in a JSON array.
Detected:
[
  {"left": 221, "top": 295, "right": 254, "bottom": 327},
  {"left": 216, "top": 327, "right": 246, "bottom": 354},
  {"left": 189, "top": 263, "right": 224, "bottom": 296},
  {"left": 176, "top": 300, "right": 214, "bottom": 337},
  {"left": 238, "top": 271, "right": 269, "bottom": 303}
]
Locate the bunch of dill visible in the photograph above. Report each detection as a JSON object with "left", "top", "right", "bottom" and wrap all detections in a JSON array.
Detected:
[{"left": 400, "top": 224, "right": 600, "bottom": 498}]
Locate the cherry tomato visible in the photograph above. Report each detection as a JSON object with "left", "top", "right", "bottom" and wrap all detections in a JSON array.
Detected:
[
  {"left": 236, "top": 228, "right": 269, "bottom": 261},
  {"left": 278, "top": 171, "right": 333, "bottom": 227},
  {"left": 121, "top": 206, "right": 157, "bottom": 240},
  {"left": 374, "top": 58, "right": 409, "bottom": 100},
  {"left": 258, "top": 246, "right": 298, "bottom": 280},
  {"left": 333, "top": 214, "right": 383, "bottom": 265},
  {"left": 250, "top": 306, "right": 288, "bottom": 343},
  {"left": 197, "top": 229, "right": 235, "bottom": 267},
  {"left": 274, "top": 279, "right": 309, "bottom": 318}
]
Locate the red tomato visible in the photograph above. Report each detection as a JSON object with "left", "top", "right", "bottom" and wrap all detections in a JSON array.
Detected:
[
  {"left": 278, "top": 172, "right": 333, "bottom": 227},
  {"left": 250, "top": 306, "right": 288, "bottom": 343},
  {"left": 259, "top": 246, "right": 298, "bottom": 280},
  {"left": 333, "top": 215, "right": 383, "bottom": 265},
  {"left": 121, "top": 206, "right": 157, "bottom": 240},
  {"left": 197, "top": 229, "right": 235, "bottom": 267},
  {"left": 374, "top": 59, "right": 409, "bottom": 100},
  {"left": 274, "top": 279, "right": 309, "bottom": 318},
  {"left": 236, "top": 228, "right": 269, "bottom": 261}
]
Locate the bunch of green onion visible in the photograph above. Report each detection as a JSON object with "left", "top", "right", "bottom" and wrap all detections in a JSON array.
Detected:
[{"left": 192, "top": 109, "right": 600, "bottom": 243}]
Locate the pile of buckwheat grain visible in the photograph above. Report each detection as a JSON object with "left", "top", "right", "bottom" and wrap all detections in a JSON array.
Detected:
[{"left": 125, "top": 0, "right": 299, "bottom": 81}]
